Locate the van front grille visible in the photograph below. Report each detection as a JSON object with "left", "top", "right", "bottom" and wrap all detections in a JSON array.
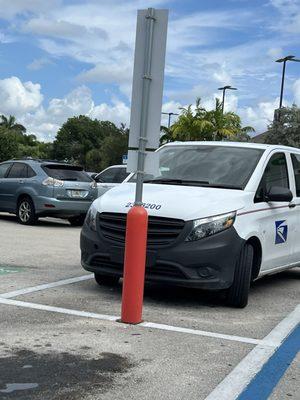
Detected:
[{"left": 98, "top": 212, "right": 185, "bottom": 247}]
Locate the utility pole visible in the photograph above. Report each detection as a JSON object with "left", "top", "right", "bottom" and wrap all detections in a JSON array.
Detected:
[
  {"left": 276, "top": 55, "right": 300, "bottom": 109},
  {"left": 217, "top": 85, "right": 237, "bottom": 114},
  {"left": 162, "top": 112, "right": 179, "bottom": 128}
]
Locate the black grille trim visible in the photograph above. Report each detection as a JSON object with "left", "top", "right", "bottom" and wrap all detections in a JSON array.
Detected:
[
  {"left": 98, "top": 212, "right": 185, "bottom": 247},
  {"left": 90, "top": 255, "right": 187, "bottom": 279}
]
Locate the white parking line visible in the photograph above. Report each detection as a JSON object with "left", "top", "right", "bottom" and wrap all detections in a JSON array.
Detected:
[
  {"left": 140, "top": 322, "right": 263, "bottom": 345},
  {"left": 0, "top": 297, "right": 119, "bottom": 321},
  {"left": 0, "top": 274, "right": 93, "bottom": 299},
  {"left": 0, "top": 297, "right": 273, "bottom": 346},
  {"left": 204, "top": 304, "right": 300, "bottom": 400}
]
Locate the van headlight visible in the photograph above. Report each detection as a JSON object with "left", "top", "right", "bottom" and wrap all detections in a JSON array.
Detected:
[
  {"left": 85, "top": 203, "right": 97, "bottom": 231},
  {"left": 185, "top": 211, "right": 236, "bottom": 242}
]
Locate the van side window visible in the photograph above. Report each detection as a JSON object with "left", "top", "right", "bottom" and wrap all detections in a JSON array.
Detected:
[
  {"left": 255, "top": 153, "right": 289, "bottom": 203},
  {"left": 291, "top": 154, "right": 300, "bottom": 197}
]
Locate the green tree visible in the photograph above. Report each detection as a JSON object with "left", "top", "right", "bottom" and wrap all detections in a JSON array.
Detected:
[
  {"left": 263, "top": 106, "right": 300, "bottom": 147},
  {"left": 53, "top": 116, "right": 128, "bottom": 171},
  {"left": 0, "top": 127, "right": 18, "bottom": 161},
  {"left": 206, "top": 99, "right": 254, "bottom": 140},
  {"left": 0, "top": 115, "right": 26, "bottom": 135},
  {"left": 170, "top": 98, "right": 213, "bottom": 141},
  {"left": 162, "top": 98, "right": 254, "bottom": 143},
  {"left": 98, "top": 124, "right": 129, "bottom": 170}
]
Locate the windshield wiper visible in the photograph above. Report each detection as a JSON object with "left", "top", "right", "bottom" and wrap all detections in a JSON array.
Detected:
[
  {"left": 143, "top": 178, "right": 210, "bottom": 186},
  {"left": 143, "top": 178, "right": 242, "bottom": 190},
  {"left": 206, "top": 183, "right": 243, "bottom": 190}
]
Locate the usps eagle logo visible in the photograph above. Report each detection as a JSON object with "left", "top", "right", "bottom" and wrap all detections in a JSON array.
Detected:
[{"left": 275, "top": 220, "right": 288, "bottom": 244}]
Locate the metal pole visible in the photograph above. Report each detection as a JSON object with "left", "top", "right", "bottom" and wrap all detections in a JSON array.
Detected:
[
  {"left": 168, "top": 113, "right": 171, "bottom": 129},
  {"left": 221, "top": 88, "right": 225, "bottom": 114},
  {"left": 134, "top": 8, "right": 155, "bottom": 206},
  {"left": 279, "top": 60, "right": 286, "bottom": 109}
]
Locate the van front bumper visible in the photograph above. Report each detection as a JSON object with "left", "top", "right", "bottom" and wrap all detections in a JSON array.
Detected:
[{"left": 80, "top": 223, "right": 245, "bottom": 290}]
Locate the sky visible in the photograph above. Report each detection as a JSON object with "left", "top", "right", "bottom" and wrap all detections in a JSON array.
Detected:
[{"left": 0, "top": 0, "right": 300, "bottom": 141}]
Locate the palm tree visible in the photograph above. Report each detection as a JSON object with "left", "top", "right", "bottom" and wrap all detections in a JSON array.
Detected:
[
  {"left": 205, "top": 99, "right": 254, "bottom": 140},
  {"left": 170, "top": 98, "right": 214, "bottom": 141},
  {"left": 0, "top": 115, "right": 26, "bottom": 135}
]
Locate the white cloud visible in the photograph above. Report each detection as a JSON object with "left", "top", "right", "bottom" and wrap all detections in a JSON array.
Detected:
[
  {"left": 293, "top": 79, "right": 300, "bottom": 106},
  {"left": 0, "top": 76, "right": 43, "bottom": 116},
  {"left": 1, "top": 81, "right": 130, "bottom": 141},
  {"left": 238, "top": 99, "right": 279, "bottom": 133},
  {"left": 78, "top": 63, "right": 132, "bottom": 85},
  {"left": 0, "top": 0, "right": 62, "bottom": 19},
  {"left": 24, "top": 18, "right": 107, "bottom": 41},
  {"left": 27, "top": 57, "right": 53, "bottom": 71}
]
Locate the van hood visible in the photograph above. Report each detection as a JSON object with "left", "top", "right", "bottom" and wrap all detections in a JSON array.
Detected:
[{"left": 94, "top": 183, "right": 248, "bottom": 221}]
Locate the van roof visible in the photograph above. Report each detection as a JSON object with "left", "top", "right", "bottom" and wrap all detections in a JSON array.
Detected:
[{"left": 163, "top": 141, "right": 300, "bottom": 152}]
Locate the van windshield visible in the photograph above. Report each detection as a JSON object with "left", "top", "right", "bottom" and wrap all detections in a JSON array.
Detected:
[{"left": 132, "top": 145, "right": 264, "bottom": 189}]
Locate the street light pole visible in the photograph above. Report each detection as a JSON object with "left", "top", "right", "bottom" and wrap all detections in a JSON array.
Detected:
[
  {"left": 217, "top": 85, "right": 237, "bottom": 114},
  {"left": 162, "top": 112, "right": 179, "bottom": 128},
  {"left": 276, "top": 55, "right": 300, "bottom": 109}
]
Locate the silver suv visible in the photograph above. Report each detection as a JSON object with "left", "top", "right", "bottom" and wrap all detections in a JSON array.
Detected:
[{"left": 0, "top": 159, "right": 98, "bottom": 225}]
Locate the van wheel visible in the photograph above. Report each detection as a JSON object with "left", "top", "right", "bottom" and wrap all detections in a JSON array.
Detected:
[
  {"left": 68, "top": 215, "right": 86, "bottom": 226},
  {"left": 227, "top": 243, "right": 253, "bottom": 308},
  {"left": 17, "top": 197, "right": 38, "bottom": 225},
  {"left": 94, "top": 273, "right": 119, "bottom": 286}
]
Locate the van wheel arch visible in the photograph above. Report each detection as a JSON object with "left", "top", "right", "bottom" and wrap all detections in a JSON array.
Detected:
[{"left": 246, "top": 236, "right": 262, "bottom": 281}]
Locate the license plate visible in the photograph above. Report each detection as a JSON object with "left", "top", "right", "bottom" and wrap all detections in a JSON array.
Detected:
[{"left": 67, "top": 190, "right": 88, "bottom": 198}]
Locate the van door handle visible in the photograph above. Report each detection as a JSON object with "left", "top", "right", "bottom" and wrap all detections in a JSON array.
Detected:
[
  {"left": 289, "top": 202, "right": 296, "bottom": 208},
  {"left": 19, "top": 179, "right": 25, "bottom": 184}
]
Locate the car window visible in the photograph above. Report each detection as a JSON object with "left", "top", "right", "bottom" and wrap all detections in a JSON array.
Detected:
[
  {"left": 42, "top": 164, "right": 92, "bottom": 182},
  {"left": 291, "top": 154, "right": 300, "bottom": 197},
  {"left": 117, "top": 168, "right": 130, "bottom": 183},
  {"left": 0, "top": 163, "right": 12, "bottom": 178},
  {"left": 27, "top": 165, "right": 36, "bottom": 178},
  {"left": 7, "top": 163, "right": 28, "bottom": 178},
  {"left": 97, "top": 168, "right": 120, "bottom": 183},
  {"left": 255, "top": 153, "right": 289, "bottom": 203}
]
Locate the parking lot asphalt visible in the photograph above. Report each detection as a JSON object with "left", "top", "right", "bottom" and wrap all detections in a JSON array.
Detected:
[{"left": 0, "top": 213, "right": 299, "bottom": 400}]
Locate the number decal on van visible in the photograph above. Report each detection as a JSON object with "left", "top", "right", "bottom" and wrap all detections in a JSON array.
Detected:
[{"left": 125, "top": 202, "right": 161, "bottom": 210}]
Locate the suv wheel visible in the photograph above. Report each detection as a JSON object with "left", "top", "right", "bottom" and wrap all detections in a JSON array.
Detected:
[
  {"left": 68, "top": 215, "right": 86, "bottom": 226},
  {"left": 17, "top": 197, "right": 37, "bottom": 225},
  {"left": 227, "top": 243, "right": 253, "bottom": 308}
]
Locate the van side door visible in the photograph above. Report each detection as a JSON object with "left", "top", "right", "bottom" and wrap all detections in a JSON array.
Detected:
[
  {"left": 290, "top": 153, "right": 300, "bottom": 264},
  {"left": 254, "top": 152, "right": 296, "bottom": 271}
]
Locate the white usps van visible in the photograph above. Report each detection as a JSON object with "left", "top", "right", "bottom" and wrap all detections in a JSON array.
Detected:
[{"left": 81, "top": 142, "right": 300, "bottom": 307}]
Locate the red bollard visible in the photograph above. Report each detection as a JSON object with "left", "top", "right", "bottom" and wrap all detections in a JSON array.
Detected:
[{"left": 121, "top": 205, "right": 148, "bottom": 324}]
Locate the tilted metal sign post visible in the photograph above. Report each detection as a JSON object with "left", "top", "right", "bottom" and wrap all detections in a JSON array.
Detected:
[
  {"left": 121, "top": 8, "right": 169, "bottom": 324},
  {"left": 127, "top": 8, "right": 169, "bottom": 203}
]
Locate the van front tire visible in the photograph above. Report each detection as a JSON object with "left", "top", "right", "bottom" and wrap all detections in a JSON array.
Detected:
[
  {"left": 227, "top": 243, "right": 253, "bottom": 308},
  {"left": 94, "top": 273, "right": 119, "bottom": 287}
]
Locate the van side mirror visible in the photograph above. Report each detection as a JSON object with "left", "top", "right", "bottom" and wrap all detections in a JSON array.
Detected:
[{"left": 266, "top": 186, "right": 293, "bottom": 203}]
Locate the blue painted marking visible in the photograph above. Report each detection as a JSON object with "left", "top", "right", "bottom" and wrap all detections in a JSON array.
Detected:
[
  {"left": 237, "top": 324, "right": 300, "bottom": 400},
  {"left": 275, "top": 220, "right": 288, "bottom": 244}
]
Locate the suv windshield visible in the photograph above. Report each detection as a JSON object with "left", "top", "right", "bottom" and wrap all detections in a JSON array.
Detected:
[
  {"left": 42, "top": 164, "right": 92, "bottom": 182},
  {"left": 131, "top": 145, "right": 264, "bottom": 189}
]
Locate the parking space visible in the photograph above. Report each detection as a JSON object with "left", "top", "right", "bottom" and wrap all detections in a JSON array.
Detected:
[{"left": 0, "top": 213, "right": 299, "bottom": 399}]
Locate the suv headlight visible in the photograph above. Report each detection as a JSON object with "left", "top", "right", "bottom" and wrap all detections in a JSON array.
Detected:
[
  {"left": 185, "top": 211, "right": 236, "bottom": 242},
  {"left": 85, "top": 203, "right": 97, "bottom": 231}
]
